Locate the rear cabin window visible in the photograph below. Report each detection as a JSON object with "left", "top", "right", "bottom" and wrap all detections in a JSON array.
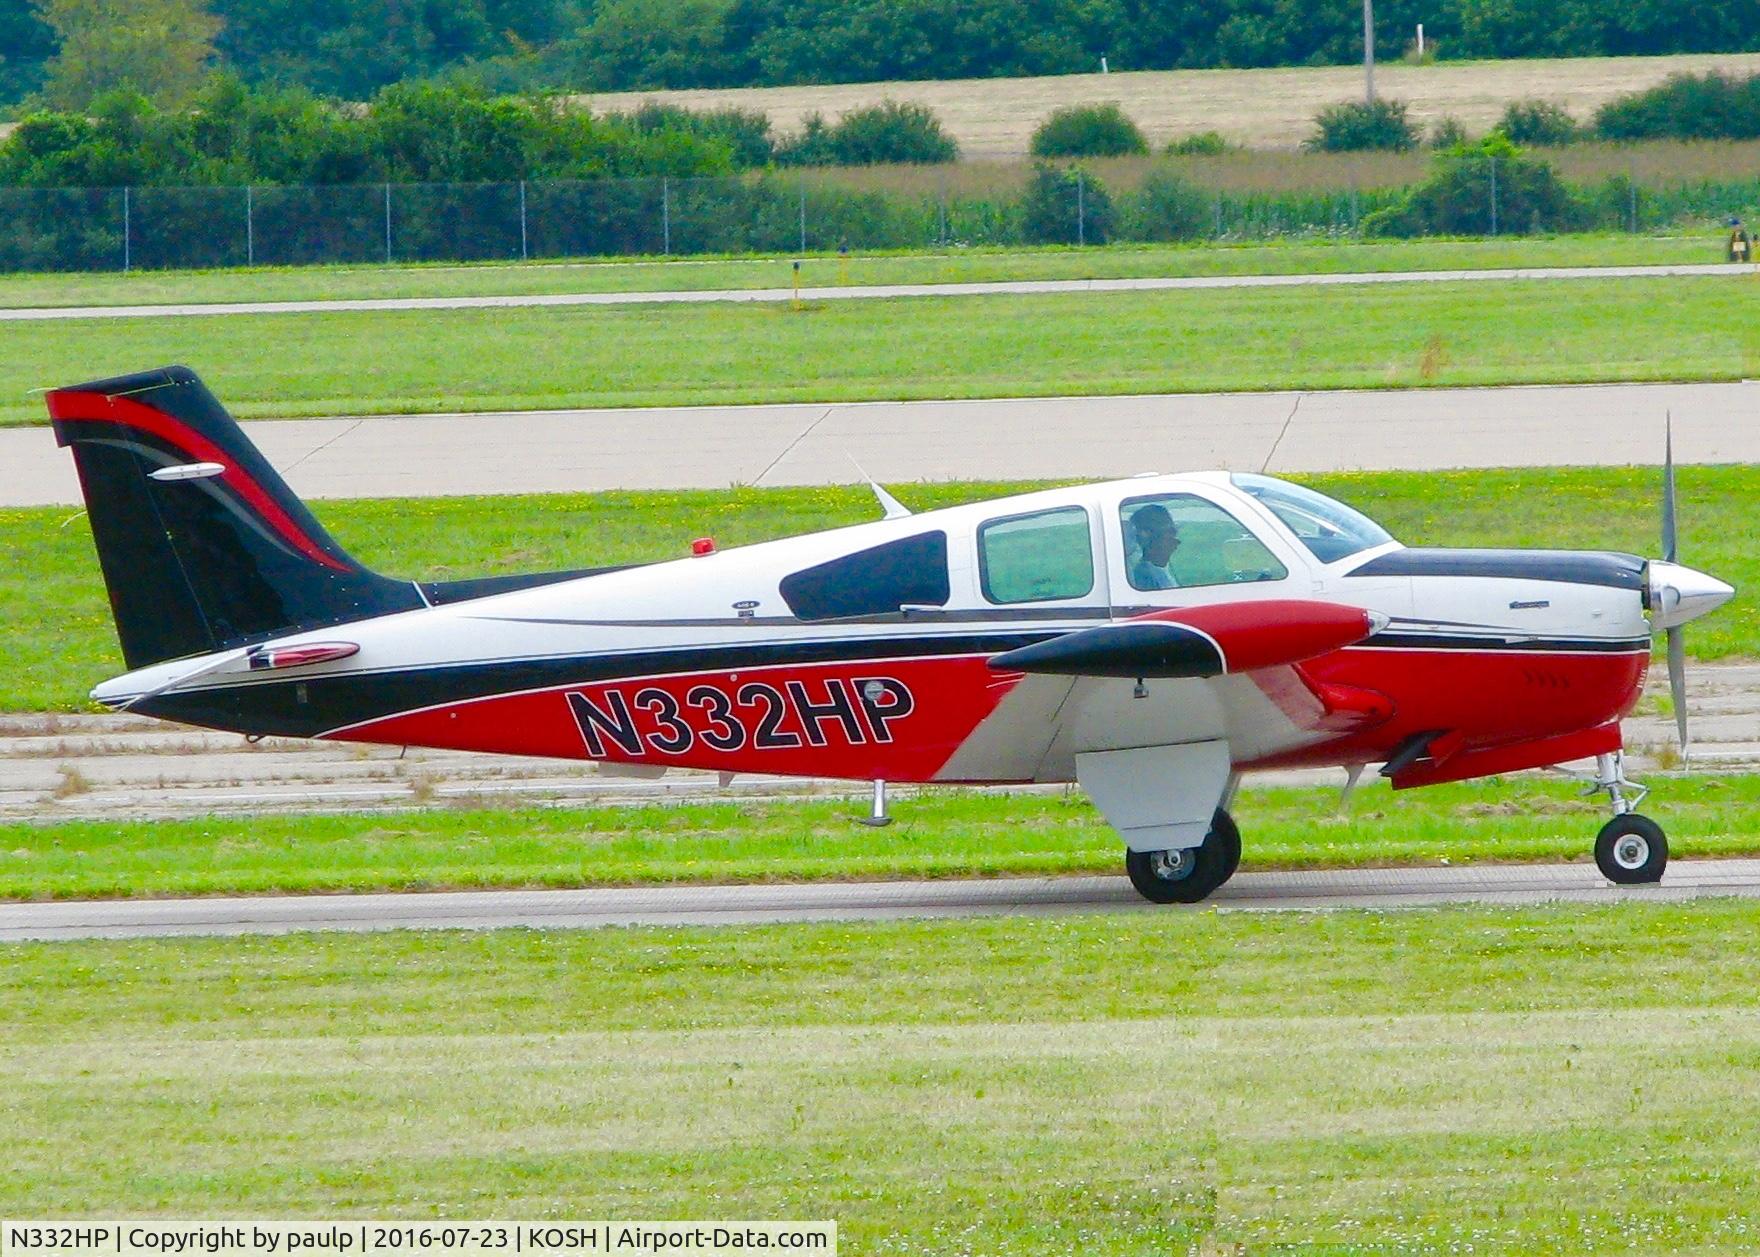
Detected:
[
  {"left": 779, "top": 531, "right": 950, "bottom": 620},
  {"left": 978, "top": 507, "right": 1095, "bottom": 604}
]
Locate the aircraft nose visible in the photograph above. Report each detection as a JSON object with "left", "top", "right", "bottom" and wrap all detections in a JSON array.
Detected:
[{"left": 1648, "top": 560, "right": 1735, "bottom": 629}]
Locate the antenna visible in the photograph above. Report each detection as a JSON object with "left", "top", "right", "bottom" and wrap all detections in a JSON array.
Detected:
[{"left": 847, "top": 455, "right": 912, "bottom": 519}]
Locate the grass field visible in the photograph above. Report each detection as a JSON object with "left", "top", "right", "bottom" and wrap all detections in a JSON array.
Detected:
[
  {"left": 581, "top": 52, "right": 1760, "bottom": 155},
  {"left": 4, "top": 773, "right": 1757, "bottom": 900},
  {"left": 10, "top": 274, "right": 1760, "bottom": 427},
  {"left": 4, "top": 466, "right": 1752, "bottom": 713},
  {"left": 0, "top": 234, "right": 1730, "bottom": 310},
  {"left": 7, "top": 900, "right": 1760, "bottom": 1250}
]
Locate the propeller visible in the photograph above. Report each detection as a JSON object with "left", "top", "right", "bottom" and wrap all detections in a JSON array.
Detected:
[
  {"left": 1662, "top": 416, "right": 1688, "bottom": 756},
  {"left": 1648, "top": 415, "right": 1735, "bottom": 760}
]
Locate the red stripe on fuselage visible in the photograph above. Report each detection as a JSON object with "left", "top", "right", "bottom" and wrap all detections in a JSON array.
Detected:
[
  {"left": 46, "top": 389, "right": 352, "bottom": 573},
  {"left": 324, "top": 655, "right": 1021, "bottom": 782}
]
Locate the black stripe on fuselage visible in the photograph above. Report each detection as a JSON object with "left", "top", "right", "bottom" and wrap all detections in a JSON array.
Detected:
[
  {"left": 1347, "top": 548, "right": 1646, "bottom": 589},
  {"left": 1361, "top": 633, "right": 1650, "bottom": 653},
  {"left": 128, "top": 626, "right": 1653, "bottom": 739},
  {"left": 132, "top": 631, "right": 1062, "bottom": 737}
]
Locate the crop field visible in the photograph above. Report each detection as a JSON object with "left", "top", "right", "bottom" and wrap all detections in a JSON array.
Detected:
[
  {"left": 0, "top": 233, "right": 1729, "bottom": 310},
  {"left": 7, "top": 901, "right": 1760, "bottom": 1251},
  {"left": 5, "top": 466, "right": 1755, "bottom": 714},
  {"left": 8, "top": 273, "right": 1760, "bottom": 426},
  {"left": 581, "top": 51, "right": 1760, "bottom": 155}
]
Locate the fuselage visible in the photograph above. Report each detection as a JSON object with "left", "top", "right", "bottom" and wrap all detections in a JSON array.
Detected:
[{"left": 98, "top": 471, "right": 1660, "bottom": 788}]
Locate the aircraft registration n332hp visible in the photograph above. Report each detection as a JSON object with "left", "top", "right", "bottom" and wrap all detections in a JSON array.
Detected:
[{"left": 50, "top": 366, "right": 1735, "bottom": 903}]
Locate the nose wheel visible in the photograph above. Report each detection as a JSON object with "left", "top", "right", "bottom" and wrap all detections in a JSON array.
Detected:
[
  {"left": 1125, "top": 809, "right": 1242, "bottom": 904},
  {"left": 1595, "top": 814, "right": 1668, "bottom": 884},
  {"left": 1588, "top": 752, "right": 1667, "bottom": 885}
]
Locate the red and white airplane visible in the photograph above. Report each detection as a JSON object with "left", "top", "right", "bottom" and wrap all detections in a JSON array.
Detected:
[{"left": 50, "top": 367, "right": 1734, "bottom": 902}]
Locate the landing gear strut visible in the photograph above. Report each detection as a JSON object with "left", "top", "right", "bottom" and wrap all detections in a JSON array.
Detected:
[
  {"left": 1588, "top": 752, "right": 1668, "bottom": 885},
  {"left": 1125, "top": 809, "right": 1242, "bottom": 904}
]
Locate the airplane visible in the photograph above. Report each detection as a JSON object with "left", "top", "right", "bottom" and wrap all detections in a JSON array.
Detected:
[{"left": 47, "top": 366, "right": 1735, "bottom": 904}]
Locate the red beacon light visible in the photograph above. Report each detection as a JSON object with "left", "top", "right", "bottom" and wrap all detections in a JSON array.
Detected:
[{"left": 691, "top": 537, "right": 717, "bottom": 556}]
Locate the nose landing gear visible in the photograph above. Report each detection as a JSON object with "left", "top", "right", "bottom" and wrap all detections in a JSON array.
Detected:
[{"left": 1588, "top": 752, "right": 1668, "bottom": 885}]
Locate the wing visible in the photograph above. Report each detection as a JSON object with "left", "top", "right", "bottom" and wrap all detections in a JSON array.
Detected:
[
  {"left": 987, "top": 599, "right": 1386, "bottom": 679},
  {"left": 978, "top": 601, "right": 1392, "bottom": 852}
]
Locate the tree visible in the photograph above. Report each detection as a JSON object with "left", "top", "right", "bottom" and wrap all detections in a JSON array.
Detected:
[{"left": 34, "top": 0, "right": 220, "bottom": 109}]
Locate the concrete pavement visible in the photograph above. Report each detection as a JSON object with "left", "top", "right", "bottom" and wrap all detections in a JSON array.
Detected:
[
  {"left": 4, "top": 380, "right": 1755, "bottom": 506},
  {"left": 5, "top": 859, "right": 1757, "bottom": 940},
  {"left": 3, "top": 262, "right": 1752, "bottom": 323}
]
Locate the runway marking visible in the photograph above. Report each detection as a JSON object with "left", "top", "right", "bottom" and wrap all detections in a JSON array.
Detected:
[{"left": 6, "top": 859, "right": 1760, "bottom": 941}]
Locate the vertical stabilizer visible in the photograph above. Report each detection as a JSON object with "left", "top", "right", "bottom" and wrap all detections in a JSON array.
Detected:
[{"left": 48, "top": 365, "right": 424, "bottom": 668}]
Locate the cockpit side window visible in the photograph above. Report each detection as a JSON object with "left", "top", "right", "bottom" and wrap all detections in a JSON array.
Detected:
[
  {"left": 978, "top": 507, "right": 1095, "bottom": 604},
  {"left": 780, "top": 531, "right": 950, "bottom": 620},
  {"left": 1120, "top": 494, "right": 1288, "bottom": 591}
]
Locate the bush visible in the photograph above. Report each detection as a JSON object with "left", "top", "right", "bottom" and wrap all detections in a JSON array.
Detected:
[
  {"left": 1030, "top": 103, "right": 1148, "bottom": 158},
  {"left": 832, "top": 100, "right": 959, "bottom": 163},
  {"left": 620, "top": 102, "right": 774, "bottom": 168},
  {"left": 1020, "top": 161, "right": 1115, "bottom": 244},
  {"left": 1164, "top": 130, "right": 1231, "bottom": 156},
  {"left": 775, "top": 100, "right": 958, "bottom": 166},
  {"left": 1126, "top": 166, "right": 1209, "bottom": 240},
  {"left": 1595, "top": 71, "right": 1760, "bottom": 141},
  {"left": 1498, "top": 99, "right": 1579, "bottom": 146},
  {"left": 1305, "top": 98, "right": 1419, "bottom": 152},
  {"left": 1429, "top": 116, "right": 1471, "bottom": 148},
  {"left": 1362, "top": 134, "right": 1585, "bottom": 236}
]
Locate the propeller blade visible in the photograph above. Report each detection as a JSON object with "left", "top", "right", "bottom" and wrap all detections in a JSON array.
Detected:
[
  {"left": 1668, "top": 625, "right": 1689, "bottom": 756},
  {"left": 1662, "top": 412, "right": 1678, "bottom": 564}
]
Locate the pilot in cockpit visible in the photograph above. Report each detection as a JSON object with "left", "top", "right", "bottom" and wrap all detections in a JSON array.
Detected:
[{"left": 1128, "top": 503, "right": 1181, "bottom": 589}]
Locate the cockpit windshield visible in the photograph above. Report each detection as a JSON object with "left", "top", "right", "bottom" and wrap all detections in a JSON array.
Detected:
[{"left": 1232, "top": 474, "right": 1395, "bottom": 563}]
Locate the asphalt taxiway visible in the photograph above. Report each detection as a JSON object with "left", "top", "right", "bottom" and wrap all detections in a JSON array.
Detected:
[{"left": 5, "top": 859, "right": 1758, "bottom": 940}]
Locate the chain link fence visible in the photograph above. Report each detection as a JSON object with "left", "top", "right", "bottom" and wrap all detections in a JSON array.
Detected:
[{"left": 2, "top": 162, "right": 1756, "bottom": 273}]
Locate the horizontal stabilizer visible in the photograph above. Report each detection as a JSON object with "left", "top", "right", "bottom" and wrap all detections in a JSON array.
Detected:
[{"left": 989, "top": 600, "right": 1383, "bottom": 679}]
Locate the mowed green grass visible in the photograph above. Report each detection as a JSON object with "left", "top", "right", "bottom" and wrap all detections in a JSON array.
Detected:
[
  {"left": 6, "top": 774, "right": 1760, "bottom": 900},
  {"left": 8, "top": 901, "right": 1760, "bottom": 1250},
  {"left": 0, "top": 233, "right": 1722, "bottom": 309},
  {"left": 9, "top": 274, "right": 1760, "bottom": 425},
  {"left": 4, "top": 466, "right": 1753, "bottom": 713}
]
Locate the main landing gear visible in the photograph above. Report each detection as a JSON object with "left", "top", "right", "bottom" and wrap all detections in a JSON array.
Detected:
[
  {"left": 1588, "top": 751, "right": 1668, "bottom": 885},
  {"left": 1125, "top": 809, "right": 1242, "bottom": 904}
]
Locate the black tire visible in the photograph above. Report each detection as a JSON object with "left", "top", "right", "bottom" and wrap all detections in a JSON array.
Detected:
[
  {"left": 1212, "top": 809, "right": 1243, "bottom": 886},
  {"left": 1594, "top": 813, "right": 1668, "bottom": 885},
  {"left": 1125, "top": 809, "right": 1242, "bottom": 904}
]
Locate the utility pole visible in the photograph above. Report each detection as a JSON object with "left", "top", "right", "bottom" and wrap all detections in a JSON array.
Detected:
[{"left": 1363, "top": 0, "right": 1376, "bottom": 103}]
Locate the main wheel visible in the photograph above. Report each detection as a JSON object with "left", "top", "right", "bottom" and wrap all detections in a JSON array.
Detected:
[
  {"left": 1212, "top": 809, "right": 1242, "bottom": 885},
  {"left": 1125, "top": 809, "right": 1242, "bottom": 904},
  {"left": 1594, "top": 813, "right": 1668, "bottom": 885}
]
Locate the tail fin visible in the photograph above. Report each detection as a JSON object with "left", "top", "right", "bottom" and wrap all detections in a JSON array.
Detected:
[{"left": 49, "top": 365, "right": 424, "bottom": 669}]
